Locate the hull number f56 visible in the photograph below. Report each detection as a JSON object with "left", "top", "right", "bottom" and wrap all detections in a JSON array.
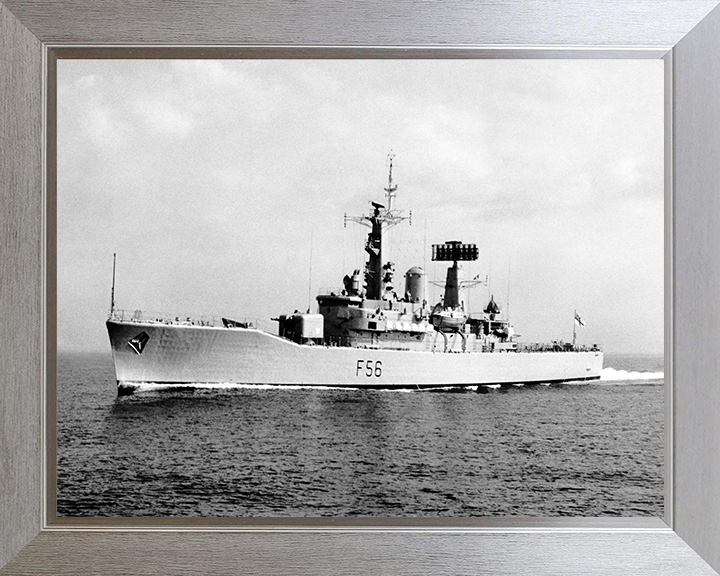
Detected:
[{"left": 356, "top": 360, "right": 382, "bottom": 377}]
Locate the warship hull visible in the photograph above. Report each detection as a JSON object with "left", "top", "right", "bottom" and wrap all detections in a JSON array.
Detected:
[{"left": 107, "top": 320, "right": 604, "bottom": 393}]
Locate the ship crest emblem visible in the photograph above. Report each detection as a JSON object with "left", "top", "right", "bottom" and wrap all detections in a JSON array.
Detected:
[{"left": 128, "top": 331, "right": 149, "bottom": 355}]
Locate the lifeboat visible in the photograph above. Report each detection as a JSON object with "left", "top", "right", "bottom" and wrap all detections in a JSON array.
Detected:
[{"left": 431, "top": 308, "right": 467, "bottom": 332}]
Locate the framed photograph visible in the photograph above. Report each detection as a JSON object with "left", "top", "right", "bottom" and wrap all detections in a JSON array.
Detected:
[
  {"left": 51, "top": 56, "right": 667, "bottom": 523},
  {"left": 2, "top": 2, "right": 720, "bottom": 575}
]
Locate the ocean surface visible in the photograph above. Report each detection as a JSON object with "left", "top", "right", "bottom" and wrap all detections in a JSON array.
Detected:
[{"left": 56, "top": 352, "right": 664, "bottom": 517}]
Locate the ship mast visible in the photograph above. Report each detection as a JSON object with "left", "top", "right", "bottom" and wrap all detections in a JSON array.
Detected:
[
  {"left": 110, "top": 252, "right": 116, "bottom": 317},
  {"left": 384, "top": 152, "right": 397, "bottom": 212},
  {"left": 344, "top": 152, "right": 411, "bottom": 300}
]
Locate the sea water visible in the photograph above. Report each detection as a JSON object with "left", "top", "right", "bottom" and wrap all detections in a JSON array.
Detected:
[{"left": 56, "top": 352, "right": 663, "bottom": 517}]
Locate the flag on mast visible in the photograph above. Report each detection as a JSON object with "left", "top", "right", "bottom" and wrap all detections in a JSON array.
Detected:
[{"left": 574, "top": 311, "right": 586, "bottom": 328}]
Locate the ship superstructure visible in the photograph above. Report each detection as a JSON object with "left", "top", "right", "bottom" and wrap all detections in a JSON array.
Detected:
[
  {"left": 107, "top": 155, "right": 603, "bottom": 394},
  {"left": 277, "top": 155, "right": 529, "bottom": 356}
]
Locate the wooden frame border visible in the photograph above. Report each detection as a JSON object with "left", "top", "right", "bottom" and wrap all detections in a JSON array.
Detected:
[{"left": 2, "top": 2, "right": 720, "bottom": 574}]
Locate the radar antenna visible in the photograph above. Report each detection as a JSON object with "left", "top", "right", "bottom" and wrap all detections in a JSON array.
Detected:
[
  {"left": 430, "top": 241, "right": 486, "bottom": 311},
  {"left": 343, "top": 151, "right": 412, "bottom": 232}
]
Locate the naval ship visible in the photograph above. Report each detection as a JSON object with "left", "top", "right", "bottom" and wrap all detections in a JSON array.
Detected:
[{"left": 107, "top": 156, "right": 603, "bottom": 395}]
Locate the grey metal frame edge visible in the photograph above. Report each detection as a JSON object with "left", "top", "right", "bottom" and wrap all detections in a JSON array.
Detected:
[{"left": 2, "top": 1, "right": 720, "bottom": 574}]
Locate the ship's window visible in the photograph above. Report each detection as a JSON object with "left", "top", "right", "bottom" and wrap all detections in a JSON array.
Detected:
[{"left": 368, "top": 321, "right": 377, "bottom": 329}]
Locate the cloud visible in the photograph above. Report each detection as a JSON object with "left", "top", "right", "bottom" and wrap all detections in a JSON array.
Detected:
[
  {"left": 131, "top": 98, "right": 196, "bottom": 136},
  {"left": 80, "top": 106, "right": 131, "bottom": 148},
  {"left": 71, "top": 73, "right": 99, "bottom": 90}
]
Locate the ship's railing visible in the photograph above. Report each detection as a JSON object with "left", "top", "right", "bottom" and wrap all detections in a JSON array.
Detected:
[
  {"left": 108, "top": 308, "right": 275, "bottom": 332},
  {"left": 515, "top": 342, "right": 602, "bottom": 353},
  {"left": 317, "top": 287, "right": 346, "bottom": 296}
]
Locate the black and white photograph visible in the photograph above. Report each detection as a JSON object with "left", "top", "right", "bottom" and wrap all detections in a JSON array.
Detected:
[{"left": 56, "top": 59, "right": 664, "bottom": 518}]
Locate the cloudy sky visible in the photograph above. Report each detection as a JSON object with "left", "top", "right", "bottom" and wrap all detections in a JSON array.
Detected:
[{"left": 57, "top": 59, "right": 664, "bottom": 354}]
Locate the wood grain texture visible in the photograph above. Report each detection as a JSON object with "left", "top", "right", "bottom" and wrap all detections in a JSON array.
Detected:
[
  {"left": 0, "top": 2, "right": 42, "bottom": 569},
  {"left": 1, "top": 0, "right": 718, "bottom": 46},
  {"left": 672, "top": 4, "right": 720, "bottom": 573},
  {"left": 1, "top": 531, "right": 718, "bottom": 576}
]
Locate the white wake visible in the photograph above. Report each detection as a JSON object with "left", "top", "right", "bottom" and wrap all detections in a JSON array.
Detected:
[{"left": 600, "top": 368, "right": 664, "bottom": 381}]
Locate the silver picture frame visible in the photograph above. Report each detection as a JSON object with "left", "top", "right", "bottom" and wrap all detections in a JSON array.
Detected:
[{"left": 2, "top": 1, "right": 720, "bottom": 574}]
